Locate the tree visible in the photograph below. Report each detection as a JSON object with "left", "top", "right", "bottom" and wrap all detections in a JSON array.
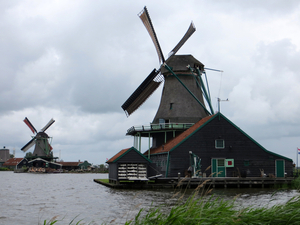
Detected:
[{"left": 25, "top": 152, "right": 33, "bottom": 158}]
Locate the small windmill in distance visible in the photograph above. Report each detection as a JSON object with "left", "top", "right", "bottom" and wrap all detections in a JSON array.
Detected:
[{"left": 21, "top": 117, "right": 55, "bottom": 160}]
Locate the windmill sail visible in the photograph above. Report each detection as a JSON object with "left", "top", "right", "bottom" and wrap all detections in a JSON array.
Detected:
[
  {"left": 122, "top": 69, "right": 163, "bottom": 116},
  {"left": 23, "top": 117, "right": 37, "bottom": 134},
  {"left": 21, "top": 138, "right": 36, "bottom": 152},
  {"left": 139, "top": 6, "right": 165, "bottom": 64},
  {"left": 41, "top": 118, "right": 55, "bottom": 132},
  {"left": 168, "top": 22, "right": 196, "bottom": 57}
]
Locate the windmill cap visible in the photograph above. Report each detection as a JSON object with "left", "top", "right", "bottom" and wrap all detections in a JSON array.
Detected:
[
  {"left": 161, "top": 55, "right": 204, "bottom": 74},
  {"left": 36, "top": 132, "right": 49, "bottom": 138}
]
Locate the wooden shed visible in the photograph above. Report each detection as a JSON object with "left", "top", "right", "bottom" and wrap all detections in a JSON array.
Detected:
[
  {"left": 2, "top": 158, "right": 24, "bottom": 170},
  {"left": 107, "top": 147, "right": 152, "bottom": 184},
  {"left": 78, "top": 160, "right": 92, "bottom": 170},
  {"left": 144, "top": 112, "right": 293, "bottom": 178},
  {"left": 27, "top": 158, "right": 62, "bottom": 170}
]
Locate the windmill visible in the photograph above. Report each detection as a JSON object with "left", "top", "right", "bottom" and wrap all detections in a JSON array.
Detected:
[
  {"left": 122, "top": 6, "right": 214, "bottom": 125},
  {"left": 122, "top": 7, "right": 215, "bottom": 151},
  {"left": 21, "top": 117, "right": 55, "bottom": 159}
]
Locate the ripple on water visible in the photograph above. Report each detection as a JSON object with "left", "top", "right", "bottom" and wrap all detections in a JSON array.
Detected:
[{"left": 0, "top": 172, "right": 299, "bottom": 224}]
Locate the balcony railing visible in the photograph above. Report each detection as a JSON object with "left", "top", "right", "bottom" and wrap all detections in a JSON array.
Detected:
[{"left": 126, "top": 123, "right": 194, "bottom": 134}]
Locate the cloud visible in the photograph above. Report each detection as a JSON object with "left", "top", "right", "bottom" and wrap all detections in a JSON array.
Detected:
[{"left": 0, "top": 1, "right": 299, "bottom": 164}]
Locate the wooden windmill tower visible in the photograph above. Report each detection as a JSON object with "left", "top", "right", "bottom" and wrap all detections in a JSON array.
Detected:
[
  {"left": 21, "top": 117, "right": 55, "bottom": 160},
  {"left": 122, "top": 7, "right": 214, "bottom": 151}
]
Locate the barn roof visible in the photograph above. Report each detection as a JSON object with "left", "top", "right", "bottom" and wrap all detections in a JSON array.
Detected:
[
  {"left": 107, "top": 147, "right": 152, "bottom": 163},
  {"left": 144, "top": 114, "right": 215, "bottom": 155},
  {"left": 3, "top": 158, "right": 23, "bottom": 166},
  {"left": 144, "top": 112, "right": 293, "bottom": 162}
]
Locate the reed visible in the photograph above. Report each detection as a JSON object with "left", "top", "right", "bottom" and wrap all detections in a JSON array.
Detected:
[
  {"left": 125, "top": 194, "right": 300, "bottom": 225},
  {"left": 292, "top": 176, "right": 300, "bottom": 190}
]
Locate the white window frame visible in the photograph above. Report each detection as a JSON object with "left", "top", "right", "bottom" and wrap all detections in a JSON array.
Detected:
[{"left": 215, "top": 139, "right": 225, "bottom": 149}]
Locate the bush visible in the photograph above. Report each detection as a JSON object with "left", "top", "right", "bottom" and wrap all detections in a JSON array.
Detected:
[{"left": 0, "top": 167, "right": 9, "bottom": 171}]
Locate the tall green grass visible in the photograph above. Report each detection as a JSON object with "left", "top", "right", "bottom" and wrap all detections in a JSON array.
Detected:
[
  {"left": 292, "top": 176, "right": 300, "bottom": 190},
  {"left": 125, "top": 194, "right": 300, "bottom": 225}
]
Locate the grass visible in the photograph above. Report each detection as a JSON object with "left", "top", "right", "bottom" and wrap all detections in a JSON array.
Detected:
[
  {"left": 97, "top": 179, "right": 109, "bottom": 183},
  {"left": 292, "top": 176, "right": 300, "bottom": 190},
  {"left": 125, "top": 193, "right": 300, "bottom": 225},
  {"left": 0, "top": 167, "right": 10, "bottom": 171}
]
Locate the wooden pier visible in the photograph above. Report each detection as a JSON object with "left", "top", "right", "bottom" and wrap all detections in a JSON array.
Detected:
[
  {"left": 175, "top": 177, "right": 294, "bottom": 189},
  {"left": 94, "top": 177, "right": 294, "bottom": 189}
]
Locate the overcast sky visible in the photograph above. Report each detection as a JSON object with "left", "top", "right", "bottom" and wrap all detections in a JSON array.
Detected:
[{"left": 1, "top": 0, "right": 300, "bottom": 165}]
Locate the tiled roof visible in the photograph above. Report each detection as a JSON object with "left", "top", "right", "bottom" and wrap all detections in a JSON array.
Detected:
[
  {"left": 59, "top": 162, "right": 81, "bottom": 166},
  {"left": 144, "top": 114, "right": 216, "bottom": 155},
  {"left": 3, "top": 158, "right": 23, "bottom": 166},
  {"left": 106, "top": 148, "right": 130, "bottom": 163}
]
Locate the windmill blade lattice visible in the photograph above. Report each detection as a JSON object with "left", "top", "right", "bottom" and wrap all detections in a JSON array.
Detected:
[
  {"left": 139, "top": 6, "right": 165, "bottom": 64},
  {"left": 23, "top": 117, "right": 37, "bottom": 134},
  {"left": 21, "top": 138, "right": 36, "bottom": 152},
  {"left": 41, "top": 118, "right": 55, "bottom": 132},
  {"left": 122, "top": 69, "right": 163, "bottom": 116},
  {"left": 168, "top": 22, "right": 196, "bottom": 57}
]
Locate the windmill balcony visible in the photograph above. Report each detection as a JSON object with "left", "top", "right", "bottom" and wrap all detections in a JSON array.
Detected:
[{"left": 126, "top": 123, "right": 194, "bottom": 136}]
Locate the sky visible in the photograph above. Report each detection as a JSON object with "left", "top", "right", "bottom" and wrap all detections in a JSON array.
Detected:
[{"left": 1, "top": 0, "right": 300, "bottom": 165}]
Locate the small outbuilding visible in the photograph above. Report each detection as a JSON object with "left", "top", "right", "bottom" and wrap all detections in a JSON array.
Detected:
[
  {"left": 27, "top": 158, "right": 62, "bottom": 170},
  {"left": 2, "top": 158, "right": 24, "bottom": 170},
  {"left": 144, "top": 112, "right": 293, "bottom": 178},
  {"left": 78, "top": 160, "right": 92, "bottom": 170},
  {"left": 107, "top": 147, "right": 152, "bottom": 184},
  {"left": 60, "top": 161, "right": 93, "bottom": 171}
]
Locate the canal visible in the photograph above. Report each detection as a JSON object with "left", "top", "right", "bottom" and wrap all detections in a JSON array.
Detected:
[{"left": 0, "top": 171, "right": 298, "bottom": 224}]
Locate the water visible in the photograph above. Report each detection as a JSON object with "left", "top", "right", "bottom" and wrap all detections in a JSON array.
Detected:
[{"left": 0, "top": 171, "right": 298, "bottom": 224}]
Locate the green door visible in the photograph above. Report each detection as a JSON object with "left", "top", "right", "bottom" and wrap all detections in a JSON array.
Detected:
[
  {"left": 212, "top": 159, "right": 226, "bottom": 177},
  {"left": 276, "top": 160, "right": 285, "bottom": 177},
  {"left": 217, "top": 159, "right": 226, "bottom": 177}
]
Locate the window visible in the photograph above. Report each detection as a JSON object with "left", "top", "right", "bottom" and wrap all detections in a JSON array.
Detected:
[
  {"left": 217, "top": 159, "right": 225, "bottom": 166},
  {"left": 215, "top": 139, "right": 225, "bottom": 149},
  {"left": 244, "top": 160, "right": 250, "bottom": 166}
]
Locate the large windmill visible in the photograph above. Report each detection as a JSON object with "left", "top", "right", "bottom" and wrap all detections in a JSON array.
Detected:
[
  {"left": 122, "top": 7, "right": 214, "bottom": 123},
  {"left": 122, "top": 7, "right": 214, "bottom": 151},
  {"left": 21, "top": 117, "right": 55, "bottom": 159}
]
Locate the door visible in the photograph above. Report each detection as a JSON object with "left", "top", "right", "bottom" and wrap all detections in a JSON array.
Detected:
[
  {"left": 212, "top": 158, "right": 226, "bottom": 177},
  {"left": 276, "top": 160, "right": 285, "bottom": 177}
]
